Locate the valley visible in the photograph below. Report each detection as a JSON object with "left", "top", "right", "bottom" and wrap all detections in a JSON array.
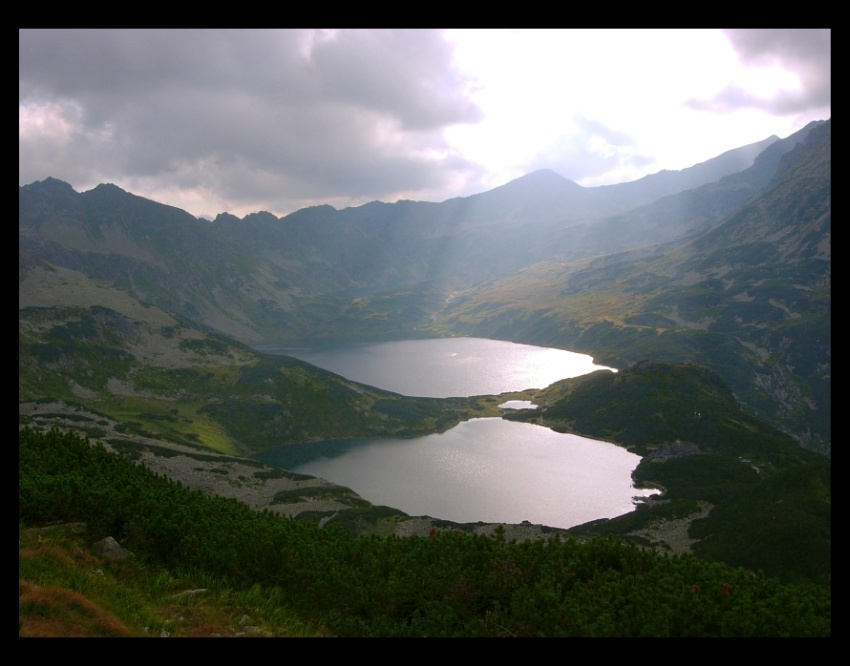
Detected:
[
  {"left": 19, "top": 28, "right": 832, "bottom": 637},
  {"left": 20, "top": 120, "right": 830, "bottom": 595}
]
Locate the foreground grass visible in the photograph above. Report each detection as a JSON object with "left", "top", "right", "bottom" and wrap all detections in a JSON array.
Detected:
[{"left": 19, "top": 524, "right": 329, "bottom": 638}]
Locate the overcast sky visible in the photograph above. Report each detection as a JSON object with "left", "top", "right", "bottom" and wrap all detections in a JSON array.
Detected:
[{"left": 20, "top": 29, "right": 830, "bottom": 220}]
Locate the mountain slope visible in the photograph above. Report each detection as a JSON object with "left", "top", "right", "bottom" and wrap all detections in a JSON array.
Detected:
[
  {"left": 442, "top": 121, "right": 830, "bottom": 452},
  {"left": 19, "top": 265, "right": 491, "bottom": 456},
  {"left": 19, "top": 128, "right": 811, "bottom": 345},
  {"left": 19, "top": 121, "right": 830, "bottom": 452},
  {"left": 500, "top": 359, "right": 829, "bottom": 584}
]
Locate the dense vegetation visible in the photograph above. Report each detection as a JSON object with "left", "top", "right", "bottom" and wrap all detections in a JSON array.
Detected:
[
  {"left": 19, "top": 524, "right": 327, "bottom": 637},
  {"left": 506, "top": 361, "right": 830, "bottom": 586},
  {"left": 20, "top": 428, "right": 830, "bottom": 637}
]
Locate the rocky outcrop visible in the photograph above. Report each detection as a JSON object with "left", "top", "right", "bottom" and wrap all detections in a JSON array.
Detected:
[
  {"left": 648, "top": 440, "right": 701, "bottom": 460},
  {"left": 93, "top": 536, "right": 132, "bottom": 561}
]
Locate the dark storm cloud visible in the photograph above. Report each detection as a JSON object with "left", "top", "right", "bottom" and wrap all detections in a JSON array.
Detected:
[
  {"left": 308, "top": 30, "right": 482, "bottom": 131},
  {"left": 19, "top": 29, "right": 482, "bottom": 212},
  {"left": 687, "top": 29, "right": 830, "bottom": 115}
]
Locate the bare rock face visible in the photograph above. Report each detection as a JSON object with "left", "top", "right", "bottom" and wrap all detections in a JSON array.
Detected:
[{"left": 93, "top": 536, "right": 132, "bottom": 561}]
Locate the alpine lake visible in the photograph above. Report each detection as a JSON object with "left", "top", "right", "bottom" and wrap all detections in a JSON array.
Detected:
[{"left": 253, "top": 337, "right": 657, "bottom": 530}]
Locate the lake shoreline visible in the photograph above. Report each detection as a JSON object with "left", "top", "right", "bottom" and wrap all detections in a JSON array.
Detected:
[{"left": 20, "top": 400, "right": 700, "bottom": 554}]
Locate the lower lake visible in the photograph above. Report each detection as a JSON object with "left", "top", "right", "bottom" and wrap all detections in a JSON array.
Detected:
[{"left": 253, "top": 337, "right": 656, "bottom": 529}]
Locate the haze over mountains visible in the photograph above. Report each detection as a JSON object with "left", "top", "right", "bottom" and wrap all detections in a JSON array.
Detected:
[{"left": 20, "top": 119, "right": 830, "bottom": 453}]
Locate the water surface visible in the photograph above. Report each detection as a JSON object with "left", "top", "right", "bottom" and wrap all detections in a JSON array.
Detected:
[
  {"left": 254, "top": 337, "right": 615, "bottom": 397},
  {"left": 254, "top": 337, "right": 652, "bottom": 529},
  {"left": 257, "top": 418, "right": 655, "bottom": 530}
]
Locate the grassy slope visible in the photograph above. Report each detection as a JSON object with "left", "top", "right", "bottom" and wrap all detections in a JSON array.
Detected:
[
  {"left": 19, "top": 268, "right": 510, "bottom": 456},
  {"left": 19, "top": 523, "right": 329, "bottom": 637}
]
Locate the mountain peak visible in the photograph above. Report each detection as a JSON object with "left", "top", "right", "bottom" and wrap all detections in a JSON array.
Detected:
[
  {"left": 523, "top": 168, "right": 567, "bottom": 179},
  {"left": 511, "top": 169, "right": 580, "bottom": 187},
  {"left": 20, "top": 177, "right": 77, "bottom": 195},
  {"left": 212, "top": 212, "right": 242, "bottom": 224},
  {"left": 90, "top": 182, "right": 128, "bottom": 194},
  {"left": 485, "top": 169, "right": 583, "bottom": 200}
]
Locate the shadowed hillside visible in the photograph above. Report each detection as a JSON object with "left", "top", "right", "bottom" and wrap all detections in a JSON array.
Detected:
[{"left": 441, "top": 121, "right": 830, "bottom": 452}]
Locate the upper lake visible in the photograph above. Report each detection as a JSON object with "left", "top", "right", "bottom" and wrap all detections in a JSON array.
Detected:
[
  {"left": 253, "top": 337, "right": 616, "bottom": 397},
  {"left": 253, "top": 337, "right": 656, "bottom": 529}
]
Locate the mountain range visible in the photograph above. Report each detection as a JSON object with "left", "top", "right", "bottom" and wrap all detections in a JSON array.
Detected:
[{"left": 19, "top": 119, "right": 830, "bottom": 454}]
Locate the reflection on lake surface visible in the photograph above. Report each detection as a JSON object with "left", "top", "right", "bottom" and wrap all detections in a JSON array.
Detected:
[
  {"left": 254, "top": 337, "right": 653, "bottom": 529},
  {"left": 254, "top": 337, "right": 615, "bottom": 397},
  {"left": 256, "top": 418, "right": 656, "bottom": 530}
]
